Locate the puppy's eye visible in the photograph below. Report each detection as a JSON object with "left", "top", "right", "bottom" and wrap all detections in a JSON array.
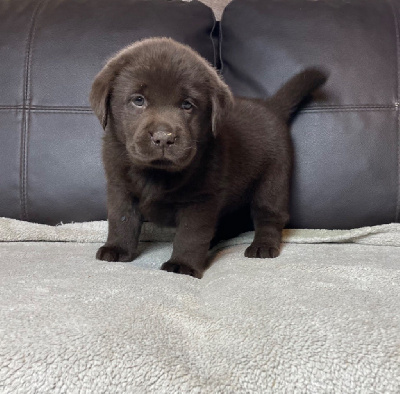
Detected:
[
  {"left": 181, "top": 100, "right": 193, "bottom": 111},
  {"left": 131, "top": 95, "right": 145, "bottom": 107}
]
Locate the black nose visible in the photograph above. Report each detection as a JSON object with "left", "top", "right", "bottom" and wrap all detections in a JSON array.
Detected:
[{"left": 151, "top": 130, "right": 176, "bottom": 147}]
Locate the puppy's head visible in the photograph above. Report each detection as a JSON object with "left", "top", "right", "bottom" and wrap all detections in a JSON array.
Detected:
[{"left": 90, "top": 37, "right": 233, "bottom": 172}]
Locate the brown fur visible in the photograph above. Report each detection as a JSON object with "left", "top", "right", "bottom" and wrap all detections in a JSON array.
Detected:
[{"left": 90, "top": 37, "right": 327, "bottom": 278}]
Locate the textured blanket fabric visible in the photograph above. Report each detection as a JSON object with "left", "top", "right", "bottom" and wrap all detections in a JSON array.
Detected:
[
  {"left": 1, "top": 220, "right": 400, "bottom": 392},
  {"left": 1, "top": 217, "right": 400, "bottom": 246}
]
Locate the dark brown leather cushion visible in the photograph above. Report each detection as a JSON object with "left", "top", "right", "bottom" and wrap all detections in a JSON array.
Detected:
[
  {"left": 0, "top": 0, "right": 216, "bottom": 225},
  {"left": 220, "top": 0, "right": 399, "bottom": 228}
]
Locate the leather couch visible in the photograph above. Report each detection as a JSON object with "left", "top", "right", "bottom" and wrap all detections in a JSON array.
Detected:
[{"left": 1, "top": 0, "right": 399, "bottom": 230}]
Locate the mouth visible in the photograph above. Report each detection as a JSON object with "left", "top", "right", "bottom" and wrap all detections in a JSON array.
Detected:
[
  {"left": 129, "top": 143, "right": 195, "bottom": 172},
  {"left": 148, "top": 158, "right": 185, "bottom": 172},
  {"left": 150, "top": 159, "right": 174, "bottom": 167}
]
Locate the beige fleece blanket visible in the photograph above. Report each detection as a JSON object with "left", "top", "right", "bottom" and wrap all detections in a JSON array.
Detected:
[
  {"left": 1, "top": 217, "right": 400, "bottom": 246},
  {"left": 1, "top": 218, "right": 399, "bottom": 393}
]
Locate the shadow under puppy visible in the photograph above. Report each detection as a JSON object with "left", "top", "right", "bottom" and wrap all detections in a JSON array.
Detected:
[{"left": 90, "top": 37, "right": 327, "bottom": 279}]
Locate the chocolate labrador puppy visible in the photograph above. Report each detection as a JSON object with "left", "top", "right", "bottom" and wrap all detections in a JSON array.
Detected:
[{"left": 90, "top": 37, "right": 327, "bottom": 278}]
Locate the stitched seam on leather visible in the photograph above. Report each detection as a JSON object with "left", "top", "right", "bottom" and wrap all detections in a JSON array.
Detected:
[
  {"left": 208, "top": 4, "right": 217, "bottom": 68},
  {"left": 1, "top": 104, "right": 396, "bottom": 112},
  {"left": 0, "top": 106, "right": 24, "bottom": 110},
  {"left": 302, "top": 107, "right": 396, "bottom": 113},
  {"left": 30, "top": 106, "right": 93, "bottom": 112},
  {"left": 30, "top": 109, "right": 93, "bottom": 114},
  {"left": 218, "top": 1, "right": 226, "bottom": 75},
  {"left": 1, "top": 106, "right": 92, "bottom": 112},
  {"left": 20, "top": 0, "right": 47, "bottom": 221},
  {"left": 388, "top": 0, "right": 400, "bottom": 222},
  {"left": 309, "top": 105, "right": 395, "bottom": 109}
]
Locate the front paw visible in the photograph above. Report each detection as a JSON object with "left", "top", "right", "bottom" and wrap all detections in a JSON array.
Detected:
[
  {"left": 245, "top": 242, "right": 280, "bottom": 259},
  {"left": 161, "top": 262, "right": 203, "bottom": 279},
  {"left": 96, "top": 245, "right": 138, "bottom": 262}
]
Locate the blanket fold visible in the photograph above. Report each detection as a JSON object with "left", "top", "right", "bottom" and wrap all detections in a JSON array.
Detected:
[{"left": 1, "top": 217, "right": 400, "bottom": 246}]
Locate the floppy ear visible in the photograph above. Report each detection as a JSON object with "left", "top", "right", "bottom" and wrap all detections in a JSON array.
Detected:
[
  {"left": 90, "top": 59, "right": 123, "bottom": 129},
  {"left": 210, "top": 79, "right": 234, "bottom": 137}
]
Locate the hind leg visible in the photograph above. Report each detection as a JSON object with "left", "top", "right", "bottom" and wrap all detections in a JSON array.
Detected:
[{"left": 245, "top": 162, "right": 290, "bottom": 259}]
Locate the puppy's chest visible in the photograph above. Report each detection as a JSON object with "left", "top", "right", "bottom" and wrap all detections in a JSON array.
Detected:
[
  {"left": 130, "top": 175, "right": 204, "bottom": 226},
  {"left": 137, "top": 192, "right": 204, "bottom": 227},
  {"left": 139, "top": 200, "right": 176, "bottom": 226}
]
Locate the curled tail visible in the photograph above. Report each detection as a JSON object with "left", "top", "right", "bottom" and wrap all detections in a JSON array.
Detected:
[{"left": 269, "top": 68, "right": 328, "bottom": 121}]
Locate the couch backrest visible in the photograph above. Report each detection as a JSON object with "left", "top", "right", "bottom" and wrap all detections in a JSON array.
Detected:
[{"left": 0, "top": 0, "right": 398, "bottom": 229}]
